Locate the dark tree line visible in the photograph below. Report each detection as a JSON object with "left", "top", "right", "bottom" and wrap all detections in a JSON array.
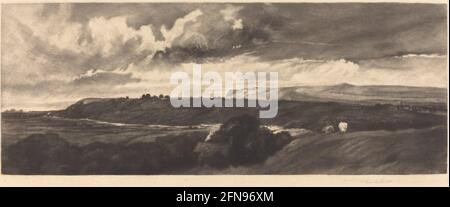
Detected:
[{"left": 141, "top": 93, "right": 170, "bottom": 100}]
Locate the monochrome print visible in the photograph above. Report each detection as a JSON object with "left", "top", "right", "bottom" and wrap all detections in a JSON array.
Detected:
[{"left": 1, "top": 3, "right": 447, "bottom": 175}]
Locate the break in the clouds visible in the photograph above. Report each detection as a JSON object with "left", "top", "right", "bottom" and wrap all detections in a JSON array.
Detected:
[{"left": 1, "top": 3, "right": 448, "bottom": 110}]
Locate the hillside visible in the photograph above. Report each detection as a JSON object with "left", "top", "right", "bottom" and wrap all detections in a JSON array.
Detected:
[
  {"left": 259, "top": 126, "right": 447, "bottom": 174},
  {"left": 187, "top": 126, "right": 447, "bottom": 174},
  {"left": 4, "top": 114, "right": 445, "bottom": 175},
  {"left": 52, "top": 89, "right": 447, "bottom": 133}
]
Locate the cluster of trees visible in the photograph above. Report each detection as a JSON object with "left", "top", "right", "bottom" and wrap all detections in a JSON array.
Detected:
[
  {"left": 3, "top": 108, "right": 24, "bottom": 113},
  {"left": 141, "top": 93, "right": 170, "bottom": 100}
]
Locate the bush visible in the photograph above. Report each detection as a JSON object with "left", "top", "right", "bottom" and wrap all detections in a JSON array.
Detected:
[{"left": 194, "top": 114, "right": 292, "bottom": 167}]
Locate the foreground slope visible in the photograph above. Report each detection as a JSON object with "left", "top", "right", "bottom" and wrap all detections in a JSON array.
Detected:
[
  {"left": 188, "top": 126, "right": 447, "bottom": 174},
  {"left": 258, "top": 126, "right": 447, "bottom": 174}
]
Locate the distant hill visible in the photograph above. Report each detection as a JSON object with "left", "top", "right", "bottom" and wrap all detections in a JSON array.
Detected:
[
  {"left": 227, "top": 83, "right": 446, "bottom": 105},
  {"left": 279, "top": 83, "right": 447, "bottom": 105}
]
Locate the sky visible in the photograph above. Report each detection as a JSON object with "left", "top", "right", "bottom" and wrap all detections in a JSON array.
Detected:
[{"left": 1, "top": 3, "right": 448, "bottom": 110}]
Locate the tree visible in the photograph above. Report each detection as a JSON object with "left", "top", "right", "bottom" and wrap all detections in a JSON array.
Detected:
[{"left": 141, "top": 94, "right": 151, "bottom": 99}]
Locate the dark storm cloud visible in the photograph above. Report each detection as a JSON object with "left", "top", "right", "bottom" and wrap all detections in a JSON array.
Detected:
[
  {"left": 142, "top": 3, "right": 447, "bottom": 62},
  {"left": 240, "top": 3, "right": 447, "bottom": 61},
  {"left": 7, "top": 3, "right": 447, "bottom": 67}
]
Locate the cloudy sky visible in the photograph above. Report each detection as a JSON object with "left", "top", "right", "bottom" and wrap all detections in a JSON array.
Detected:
[{"left": 1, "top": 3, "right": 447, "bottom": 110}]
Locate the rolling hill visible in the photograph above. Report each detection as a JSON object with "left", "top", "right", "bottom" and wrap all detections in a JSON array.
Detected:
[{"left": 51, "top": 84, "right": 446, "bottom": 133}]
